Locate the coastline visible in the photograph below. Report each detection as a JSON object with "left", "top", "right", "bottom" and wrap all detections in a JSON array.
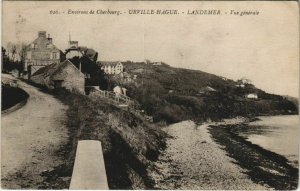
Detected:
[
  {"left": 150, "top": 117, "right": 298, "bottom": 190},
  {"left": 150, "top": 120, "right": 269, "bottom": 190},
  {"left": 209, "top": 119, "right": 298, "bottom": 190}
]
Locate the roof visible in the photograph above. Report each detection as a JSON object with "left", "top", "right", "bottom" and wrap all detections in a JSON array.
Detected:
[
  {"left": 98, "top": 61, "right": 122, "bottom": 67},
  {"left": 65, "top": 46, "right": 98, "bottom": 61},
  {"left": 32, "top": 62, "right": 61, "bottom": 76},
  {"left": 26, "top": 35, "right": 60, "bottom": 51},
  {"left": 85, "top": 49, "right": 97, "bottom": 60},
  {"left": 199, "top": 86, "right": 217, "bottom": 92},
  {"left": 32, "top": 60, "right": 83, "bottom": 78}
]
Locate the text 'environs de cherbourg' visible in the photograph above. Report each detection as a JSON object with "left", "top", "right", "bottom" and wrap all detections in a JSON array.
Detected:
[{"left": 50, "top": 9, "right": 259, "bottom": 16}]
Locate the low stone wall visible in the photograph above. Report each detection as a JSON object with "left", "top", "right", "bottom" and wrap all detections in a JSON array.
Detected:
[{"left": 69, "top": 140, "right": 108, "bottom": 190}]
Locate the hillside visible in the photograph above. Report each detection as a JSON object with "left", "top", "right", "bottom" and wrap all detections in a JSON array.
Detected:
[
  {"left": 50, "top": 90, "right": 167, "bottom": 189},
  {"left": 111, "top": 61, "right": 298, "bottom": 123}
]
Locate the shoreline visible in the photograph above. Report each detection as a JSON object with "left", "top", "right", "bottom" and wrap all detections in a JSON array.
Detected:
[
  {"left": 150, "top": 117, "right": 298, "bottom": 190},
  {"left": 208, "top": 121, "right": 298, "bottom": 190},
  {"left": 150, "top": 120, "right": 269, "bottom": 190}
]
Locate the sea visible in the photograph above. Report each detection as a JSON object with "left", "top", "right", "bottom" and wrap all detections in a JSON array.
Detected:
[{"left": 238, "top": 115, "right": 299, "bottom": 167}]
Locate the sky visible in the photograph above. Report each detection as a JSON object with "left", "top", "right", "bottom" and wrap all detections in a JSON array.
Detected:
[{"left": 3, "top": 1, "right": 299, "bottom": 97}]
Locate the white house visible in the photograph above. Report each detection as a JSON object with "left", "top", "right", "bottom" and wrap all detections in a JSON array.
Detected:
[
  {"left": 152, "top": 62, "right": 162, "bottom": 66},
  {"left": 99, "top": 61, "right": 123, "bottom": 75},
  {"left": 113, "top": 86, "right": 122, "bottom": 97},
  {"left": 246, "top": 93, "right": 258, "bottom": 99}
]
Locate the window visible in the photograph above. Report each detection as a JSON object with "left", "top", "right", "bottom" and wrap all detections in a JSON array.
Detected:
[
  {"left": 27, "top": 51, "right": 31, "bottom": 59},
  {"left": 31, "top": 43, "right": 37, "bottom": 49},
  {"left": 52, "top": 52, "right": 58, "bottom": 60},
  {"left": 54, "top": 80, "right": 63, "bottom": 88}
]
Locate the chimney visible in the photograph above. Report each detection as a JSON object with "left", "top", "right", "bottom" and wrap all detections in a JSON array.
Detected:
[
  {"left": 47, "top": 34, "right": 53, "bottom": 43},
  {"left": 38, "top": 31, "right": 46, "bottom": 38},
  {"left": 69, "top": 41, "right": 78, "bottom": 48}
]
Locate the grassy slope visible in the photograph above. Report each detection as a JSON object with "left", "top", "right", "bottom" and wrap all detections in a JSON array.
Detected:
[
  {"left": 119, "top": 62, "right": 298, "bottom": 123},
  {"left": 51, "top": 90, "right": 167, "bottom": 189}
]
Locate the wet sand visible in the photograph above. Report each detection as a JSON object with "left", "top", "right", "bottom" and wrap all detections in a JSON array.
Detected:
[{"left": 151, "top": 120, "right": 269, "bottom": 190}]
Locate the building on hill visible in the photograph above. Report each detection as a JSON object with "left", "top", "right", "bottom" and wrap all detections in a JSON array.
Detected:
[
  {"left": 65, "top": 39, "right": 102, "bottom": 86},
  {"left": 98, "top": 61, "right": 123, "bottom": 75},
  {"left": 245, "top": 93, "right": 258, "bottom": 99},
  {"left": 199, "top": 86, "right": 217, "bottom": 95},
  {"left": 24, "top": 31, "right": 64, "bottom": 78},
  {"left": 65, "top": 40, "right": 98, "bottom": 63},
  {"left": 113, "top": 85, "right": 127, "bottom": 97},
  {"left": 31, "top": 60, "right": 85, "bottom": 94},
  {"left": 152, "top": 62, "right": 162, "bottom": 66}
]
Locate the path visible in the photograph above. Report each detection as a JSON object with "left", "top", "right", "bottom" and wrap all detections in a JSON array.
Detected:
[{"left": 1, "top": 74, "right": 69, "bottom": 189}]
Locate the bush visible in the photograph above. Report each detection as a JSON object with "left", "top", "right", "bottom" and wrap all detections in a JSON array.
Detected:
[{"left": 1, "top": 85, "right": 29, "bottom": 111}]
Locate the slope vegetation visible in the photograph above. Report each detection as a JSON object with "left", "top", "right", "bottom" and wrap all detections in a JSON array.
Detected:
[{"left": 117, "top": 62, "right": 298, "bottom": 123}]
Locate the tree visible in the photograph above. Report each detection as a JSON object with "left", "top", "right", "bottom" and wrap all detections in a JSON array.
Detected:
[
  {"left": 2, "top": 47, "right": 11, "bottom": 72},
  {"left": 6, "top": 42, "right": 17, "bottom": 62},
  {"left": 16, "top": 43, "right": 27, "bottom": 72},
  {"left": 68, "top": 56, "right": 108, "bottom": 89},
  {"left": 4, "top": 42, "right": 27, "bottom": 73},
  {"left": 17, "top": 43, "right": 27, "bottom": 64}
]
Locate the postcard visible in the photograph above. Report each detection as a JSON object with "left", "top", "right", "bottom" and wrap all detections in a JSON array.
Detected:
[{"left": 1, "top": 1, "right": 299, "bottom": 190}]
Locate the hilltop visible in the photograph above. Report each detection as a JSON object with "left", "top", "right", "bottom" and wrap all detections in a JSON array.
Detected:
[{"left": 111, "top": 61, "right": 298, "bottom": 123}]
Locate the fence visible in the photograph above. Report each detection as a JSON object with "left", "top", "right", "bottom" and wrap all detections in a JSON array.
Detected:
[{"left": 87, "top": 86, "right": 134, "bottom": 106}]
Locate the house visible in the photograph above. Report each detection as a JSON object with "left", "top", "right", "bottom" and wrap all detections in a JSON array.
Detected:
[
  {"left": 152, "top": 62, "right": 162, "bottom": 66},
  {"left": 235, "top": 84, "right": 245, "bottom": 88},
  {"left": 99, "top": 61, "right": 123, "bottom": 75},
  {"left": 199, "top": 86, "right": 217, "bottom": 95},
  {"left": 65, "top": 40, "right": 100, "bottom": 86},
  {"left": 245, "top": 93, "right": 258, "bottom": 99},
  {"left": 65, "top": 40, "right": 98, "bottom": 63},
  {"left": 113, "top": 85, "right": 127, "bottom": 96},
  {"left": 24, "top": 31, "right": 64, "bottom": 78},
  {"left": 31, "top": 60, "right": 85, "bottom": 94},
  {"left": 113, "top": 85, "right": 123, "bottom": 96}
]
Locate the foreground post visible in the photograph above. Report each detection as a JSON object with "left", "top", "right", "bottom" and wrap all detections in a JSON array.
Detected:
[{"left": 69, "top": 140, "right": 109, "bottom": 190}]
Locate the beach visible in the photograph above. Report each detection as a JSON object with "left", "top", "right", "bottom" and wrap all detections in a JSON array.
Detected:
[{"left": 151, "top": 117, "right": 298, "bottom": 190}]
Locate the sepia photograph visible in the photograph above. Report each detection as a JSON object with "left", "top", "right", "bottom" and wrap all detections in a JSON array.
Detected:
[{"left": 1, "top": 1, "right": 299, "bottom": 190}]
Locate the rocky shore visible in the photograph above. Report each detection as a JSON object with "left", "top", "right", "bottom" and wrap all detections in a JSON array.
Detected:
[
  {"left": 209, "top": 122, "right": 298, "bottom": 190},
  {"left": 150, "top": 120, "right": 270, "bottom": 190}
]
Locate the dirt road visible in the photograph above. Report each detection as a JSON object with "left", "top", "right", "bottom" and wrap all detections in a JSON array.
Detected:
[{"left": 1, "top": 74, "right": 69, "bottom": 189}]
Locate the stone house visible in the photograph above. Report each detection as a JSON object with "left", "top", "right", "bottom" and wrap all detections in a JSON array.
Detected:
[
  {"left": 25, "top": 31, "right": 64, "bottom": 78},
  {"left": 31, "top": 60, "right": 85, "bottom": 94},
  {"left": 65, "top": 40, "right": 100, "bottom": 86},
  {"left": 99, "top": 61, "right": 123, "bottom": 75}
]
